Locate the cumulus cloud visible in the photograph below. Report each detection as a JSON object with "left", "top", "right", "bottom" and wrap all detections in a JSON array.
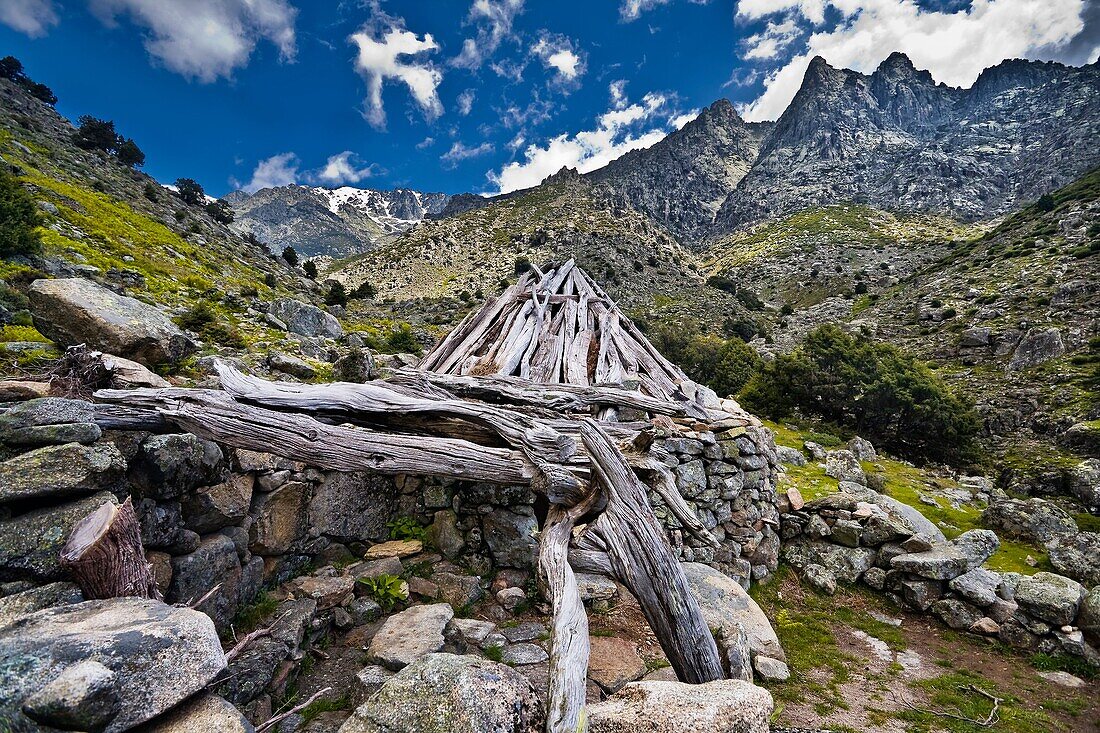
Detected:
[
  {"left": 671, "top": 110, "right": 699, "bottom": 128},
  {"left": 452, "top": 0, "right": 524, "bottom": 69},
  {"left": 0, "top": 0, "right": 58, "bottom": 37},
  {"left": 238, "top": 152, "right": 299, "bottom": 193},
  {"left": 315, "top": 151, "right": 378, "bottom": 185},
  {"left": 441, "top": 140, "right": 496, "bottom": 168},
  {"left": 531, "top": 32, "right": 584, "bottom": 84},
  {"left": 88, "top": 0, "right": 296, "bottom": 82},
  {"left": 350, "top": 8, "right": 443, "bottom": 129},
  {"left": 489, "top": 91, "right": 675, "bottom": 193},
  {"left": 737, "top": 0, "right": 1089, "bottom": 122}
]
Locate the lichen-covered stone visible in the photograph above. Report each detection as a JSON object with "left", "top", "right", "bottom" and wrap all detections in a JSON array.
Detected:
[
  {"left": 0, "top": 442, "right": 124, "bottom": 503},
  {"left": 339, "top": 653, "right": 541, "bottom": 733},
  {"left": 586, "top": 679, "right": 772, "bottom": 733},
  {"left": 0, "top": 598, "right": 225, "bottom": 732}
]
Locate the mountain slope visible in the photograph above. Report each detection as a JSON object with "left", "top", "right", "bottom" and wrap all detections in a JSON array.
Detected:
[
  {"left": 328, "top": 169, "right": 753, "bottom": 330},
  {"left": 712, "top": 54, "right": 1100, "bottom": 233},
  {"left": 227, "top": 185, "right": 451, "bottom": 258},
  {"left": 588, "top": 99, "right": 769, "bottom": 244}
]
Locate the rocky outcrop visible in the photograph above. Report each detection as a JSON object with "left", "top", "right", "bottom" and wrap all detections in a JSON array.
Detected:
[
  {"left": 713, "top": 55, "right": 1100, "bottom": 232},
  {"left": 0, "top": 598, "right": 225, "bottom": 732},
  {"left": 338, "top": 653, "right": 542, "bottom": 733},
  {"left": 981, "top": 498, "right": 1078, "bottom": 544},
  {"left": 268, "top": 298, "right": 343, "bottom": 339},
  {"left": 28, "top": 278, "right": 195, "bottom": 365}
]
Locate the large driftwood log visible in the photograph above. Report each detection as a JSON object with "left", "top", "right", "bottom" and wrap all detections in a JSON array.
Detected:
[
  {"left": 60, "top": 497, "right": 161, "bottom": 600},
  {"left": 579, "top": 419, "right": 725, "bottom": 684},
  {"left": 213, "top": 363, "right": 584, "bottom": 505},
  {"left": 94, "top": 388, "right": 540, "bottom": 487}
]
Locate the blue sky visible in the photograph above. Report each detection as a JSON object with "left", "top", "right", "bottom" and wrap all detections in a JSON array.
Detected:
[{"left": 1, "top": 1, "right": 1096, "bottom": 198}]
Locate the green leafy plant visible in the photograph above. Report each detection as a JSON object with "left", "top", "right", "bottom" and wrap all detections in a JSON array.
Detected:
[
  {"left": 387, "top": 516, "right": 428, "bottom": 542},
  {"left": 357, "top": 573, "right": 408, "bottom": 612}
]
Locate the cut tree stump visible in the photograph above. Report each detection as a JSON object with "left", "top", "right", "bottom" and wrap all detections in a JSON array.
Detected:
[{"left": 60, "top": 496, "right": 161, "bottom": 600}]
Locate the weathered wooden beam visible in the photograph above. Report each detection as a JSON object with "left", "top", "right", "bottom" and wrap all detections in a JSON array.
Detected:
[
  {"left": 94, "top": 388, "right": 539, "bottom": 486},
  {"left": 579, "top": 419, "right": 725, "bottom": 684}
]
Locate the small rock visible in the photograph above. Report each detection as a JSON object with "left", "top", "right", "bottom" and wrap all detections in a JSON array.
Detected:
[
  {"left": 1040, "top": 670, "right": 1089, "bottom": 692},
  {"left": 588, "top": 636, "right": 648, "bottom": 693},
  {"left": 503, "top": 642, "right": 549, "bottom": 666},
  {"left": 803, "top": 564, "right": 837, "bottom": 595},
  {"left": 134, "top": 694, "right": 253, "bottom": 732},
  {"left": 22, "top": 659, "right": 119, "bottom": 731},
  {"left": 497, "top": 586, "right": 527, "bottom": 611},
  {"left": 366, "top": 603, "right": 454, "bottom": 670},
  {"left": 969, "top": 617, "right": 1000, "bottom": 635},
  {"left": 364, "top": 539, "right": 423, "bottom": 560},
  {"left": 752, "top": 655, "right": 790, "bottom": 682}
]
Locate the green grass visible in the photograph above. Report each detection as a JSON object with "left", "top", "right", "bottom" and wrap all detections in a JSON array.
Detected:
[
  {"left": 232, "top": 592, "right": 278, "bottom": 633},
  {"left": 299, "top": 693, "right": 351, "bottom": 724},
  {"left": 895, "top": 670, "right": 1060, "bottom": 733}
]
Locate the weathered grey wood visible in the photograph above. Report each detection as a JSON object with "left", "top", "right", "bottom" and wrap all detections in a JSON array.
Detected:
[
  {"left": 579, "top": 419, "right": 724, "bottom": 684},
  {"left": 95, "top": 388, "right": 539, "bottom": 486},
  {"left": 539, "top": 483, "right": 601, "bottom": 733},
  {"left": 399, "top": 369, "right": 704, "bottom": 418},
  {"left": 60, "top": 497, "right": 161, "bottom": 600},
  {"left": 214, "top": 362, "right": 584, "bottom": 504}
]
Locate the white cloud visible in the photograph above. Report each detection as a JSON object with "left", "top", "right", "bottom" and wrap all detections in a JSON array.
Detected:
[
  {"left": 620, "top": 0, "right": 709, "bottom": 22},
  {"left": 0, "top": 0, "right": 58, "bottom": 37},
  {"left": 315, "top": 151, "right": 378, "bottom": 185},
  {"left": 737, "top": 0, "right": 826, "bottom": 25},
  {"left": 239, "top": 152, "right": 299, "bottom": 193},
  {"left": 457, "top": 89, "right": 476, "bottom": 116},
  {"left": 452, "top": 0, "right": 524, "bottom": 69},
  {"left": 737, "top": 0, "right": 1089, "bottom": 122},
  {"left": 671, "top": 110, "right": 699, "bottom": 128},
  {"left": 609, "top": 79, "right": 628, "bottom": 108},
  {"left": 489, "top": 91, "right": 676, "bottom": 193},
  {"left": 350, "top": 11, "right": 443, "bottom": 130},
  {"left": 88, "top": 0, "right": 296, "bottom": 82},
  {"left": 532, "top": 33, "right": 585, "bottom": 83},
  {"left": 441, "top": 141, "right": 496, "bottom": 168},
  {"left": 743, "top": 17, "right": 802, "bottom": 60},
  {"left": 416, "top": 136, "right": 436, "bottom": 149}
]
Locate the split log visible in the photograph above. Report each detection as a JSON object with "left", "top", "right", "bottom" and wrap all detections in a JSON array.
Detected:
[
  {"left": 60, "top": 497, "right": 160, "bottom": 600},
  {"left": 579, "top": 419, "right": 724, "bottom": 684},
  {"left": 538, "top": 485, "right": 602, "bottom": 733}
]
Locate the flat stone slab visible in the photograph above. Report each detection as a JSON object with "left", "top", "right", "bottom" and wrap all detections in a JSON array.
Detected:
[
  {"left": 502, "top": 642, "right": 548, "bottom": 666},
  {"left": 135, "top": 694, "right": 254, "bottom": 732},
  {"left": 364, "top": 539, "right": 423, "bottom": 560},
  {"left": 0, "top": 442, "right": 124, "bottom": 503},
  {"left": 0, "top": 598, "right": 225, "bottom": 732},
  {"left": 890, "top": 530, "right": 999, "bottom": 580},
  {"left": 586, "top": 679, "right": 772, "bottom": 733},
  {"left": 366, "top": 603, "right": 454, "bottom": 670}
]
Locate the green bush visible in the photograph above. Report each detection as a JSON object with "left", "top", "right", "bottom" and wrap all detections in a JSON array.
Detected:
[
  {"left": 174, "top": 178, "right": 206, "bottom": 206},
  {"left": 740, "top": 325, "right": 979, "bottom": 464},
  {"left": 0, "top": 168, "right": 42, "bottom": 258},
  {"left": 324, "top": 281, "right": 347, "bottom": 306},
  {"left": 384, "top": 324, "right": 420, "bottom": 354},
  {"left": 302, "top": 260, "right": 317, "bottom": 279},
  {"left": 281, "top": 246, "right": 298, "bottom": 267},
  {"left": 647, "top": 321, "right": 762, "bottom": 398}
]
